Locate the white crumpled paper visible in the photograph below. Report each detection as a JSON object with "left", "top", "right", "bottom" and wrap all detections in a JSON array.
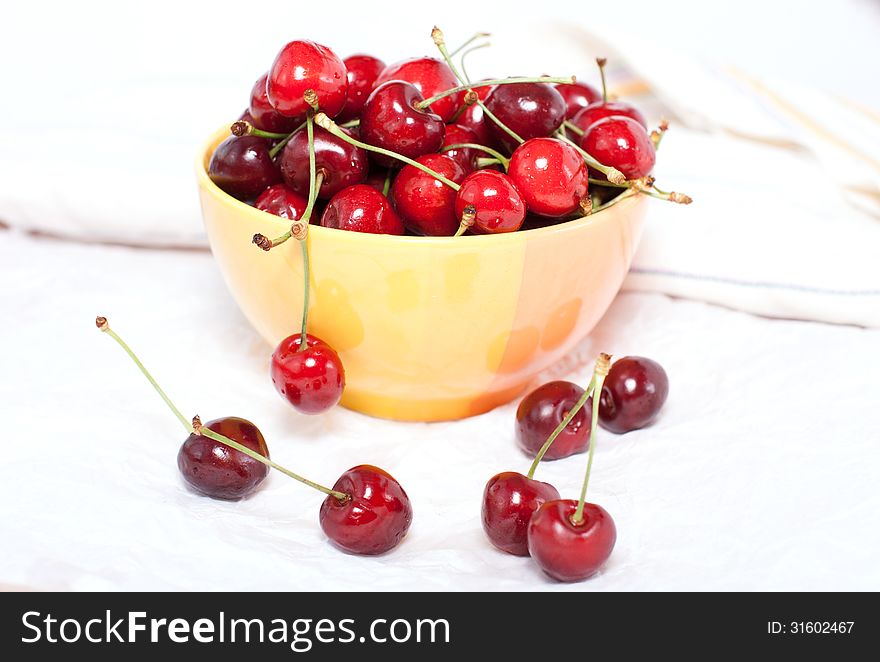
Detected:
[{"left": 1, "top": 232, "right": 878, "bottom": 591}]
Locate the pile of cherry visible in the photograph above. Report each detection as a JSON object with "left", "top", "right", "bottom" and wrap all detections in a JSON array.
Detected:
[
  {"left": 97, "top": 27, "right": 677, "bottom": 582},
  {"left": 209, "top": 27, "right": 690, "bottom": 238}
]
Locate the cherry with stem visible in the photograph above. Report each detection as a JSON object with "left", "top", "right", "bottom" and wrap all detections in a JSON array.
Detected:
[
  {"left": 415, "top": 75, "right": 575, "bottom": 111},
  {"left": 554, "top": 131, "right": 625, "bottom": 185}
]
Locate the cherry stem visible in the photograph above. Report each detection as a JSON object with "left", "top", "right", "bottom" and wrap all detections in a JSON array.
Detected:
[
  {"left": 555, "top": 131, "right": 626, "bottom": 184},
  {"left": 573, "top": 353, "right": 611, "bottom": 524},
  {"left": 268, "top": 120, "right": 307, "bottom": 159},
  {"left": 381, "top": 170, "right": 393, "bottom": 197},
  {"left": 454, "top": 205, "right": 476, "bottom": 237},
  {"left": 431, "top": 26, "right": 525, "bottom": 146},
  {"left": 526, "top": 376, "right": 596, "bottom": 479},
  {"left": 460, "top": 42, "right": 491, "bottom": 85},
  {"left": 313, "top": 112, "right": 461, "bottom": 191},
  {"left": 296, "top": 112, "right": 321, "bottom": 351},
  {"left": 449, "top": 31, "right": 490, "bottom": 57},
  {"left": 417, "top": 76, "right": 575, "bottom": 111},
  {"left": 441, "top": 142, "right": 509, "bottom": 169},
  {"left": 96, "top": 316, "right": 348, "bottom": 502},
  {"left": 231, "top": 121, "right": 288, "bottom": 140},
  {"left": 563, "top": 120, "right": 584, "bottom": 137},
  {"left": 476, "top": 157, "right": 501, "bottom": 168},
  {"left": 340, "top": 118, "right": 360, "bottom": 129},
  {"left": 596, "top": 57, "right": 608, "bottom": 104}
]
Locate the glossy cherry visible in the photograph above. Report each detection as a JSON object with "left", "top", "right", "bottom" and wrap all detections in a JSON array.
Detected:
[
  {"left": 208, "top": 135, "right": 281, "bottom": 200},
  {"left": 482, "top": 472, "right": 560, "bottom": 556},
  {"left": 516, "top": 381, "right": 591, "bottom": 460},
  {"left": 177, "top": 417, "right": 269, "bottom": 500},
  {"left": 254, "top": 183, "right": 309, "bottom": 221},
  {"left": 249, "top": 73, "right": 301, "bottom": 133},
  {"left": 320, "top": 465, "right": 413, "bottom": 555},
  {"left": 528, "top": 500, "right": 617, "bottom": 581},
  {"left": 267, "top": 40, "right": 348, "bottom": 120},
  {"left": 508, "top": 137, "right": 589, "bottom": 218},
  {"left": 321, "top": 184, "right": 404, "bottom": 235},
  {"left": 390, "top": 154, "right": 466, "bottom": 236},
  {"left": 441, "top": 124, "right": 479, "bottom": 172},
  {"left": 568, "top": 101, "right": 647, "bottom": 138},
  {"left": 581, "top": 116, "right": 655, "bottom": 180},
  {"left": 337, "top": 54, "right": 386, "bottom": 123},
  {"left": 599, "top": 356, "right": 669, "bottom": 433},
  {"left": 359, "top": 81, "right": 445, "bottom": 168},
  {"left": 279, "top": 125, "right": 368, "bottom": 199},
  {"left": 373, "top": 56, "right": 462, "bottom": 122},
  {"left": 271, "top": 333, "right": 345, "bottom": 415},
  {"left": 484, "top": 82, "right": 566, "bottom": 152},
  {"left": 556, "top": 81, "right": 601, "bottom": 119},
  {"left": 454, "top": 170, "right": 526, "bottom": 234}
]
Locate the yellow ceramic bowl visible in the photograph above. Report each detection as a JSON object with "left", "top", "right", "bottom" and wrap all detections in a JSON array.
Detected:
[{"left": 197, "top": 127, "right": 647, "bottom": 421}]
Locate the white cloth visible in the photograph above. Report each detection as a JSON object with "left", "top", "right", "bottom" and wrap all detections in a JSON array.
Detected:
[{"left": 1, "top": 232, "right": 878, "bottom": 591}]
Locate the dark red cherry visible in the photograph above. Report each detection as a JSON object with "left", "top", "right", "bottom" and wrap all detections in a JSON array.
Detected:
[
  {"left": 581, "top": 116, "right": 655, "bottom": 180},
  {"left": 337, "top": 54, "right": 386, "bottom": 123},
  {"left": 320, "top": 465, "right": 413, "bottom": 555},
  {"left": 208, "top": 135, "right": 281, "bottom": 200},
  {"left": 321, "top": 184, "right": 404, "bottom": 235},
  {"left": 482, "top": 472, "right": 560, "bottom": 556},
  {"left": 359, "top": 81, "right": 445, "bottom": 168},
  {"left": 390, "top": 154, "right": 466, "bottom": 236},
  {"left": 442, "top": 124, "right": 479, "bottom": 173},
  {"left": 177, "top": 417, "right": 269, "bottom": 500},
  {"left": 454, "top": 170, "right": 526, "bottom": 234},
  {"left": 528, "top": 500, "right": 616, "bottom": 581},
  {"left": 373, "top": 57, "right": 462, "bottom": 122},
  {"left": 279, "top": 125, "right": 368, "bottom": 199},
  {"left": 555, "top": 81, "right": 601, "bottom": 119},
  {"left": 270, "top": 333, "right": 345, "bottom": 415},
  {"left": 508, "top": 137, "right": 588, "bottom": 218},
  {"left": 267, "top": 40, "right": 348, "bottom": 120},
  {"left": 568, "top": 101, "right": 647, "bottom": 139},
  {"left": 515, "top": 381, "right": 591, "bottom": 460},
  {"left": 254, "top": 183, "right": 309, "bottom": 221},
  {"left": 599, "top": 356, "right": 669, "bottom": 433},
  {"left": 249, "top": 73, "right": 301, "bottom": 133},
  {"left": 484, "top": 83, "right": 566, "bottom": 152}
]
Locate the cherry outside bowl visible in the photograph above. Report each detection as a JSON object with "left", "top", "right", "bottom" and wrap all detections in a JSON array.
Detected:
[{"left": 197, "top": 127, "right": 646, "bottom": 421}]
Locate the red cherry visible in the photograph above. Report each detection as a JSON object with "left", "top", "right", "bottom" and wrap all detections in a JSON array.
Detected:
[
  {"left": 254, "top": 183, "right": 309, "bottom": 221},
  {"left": 568, "top": 101, "right": 647, "bottom": 138},
  {"left": 454, "top": 170, "right": 526, "bottom": 234},
  {"left": 267, "top": 40, "right": 348, "bottom": 120},
  {"left": 527, "top": 500, "right": 616, "bottom": 581},
  {"left": 279, "top": 125, "right": 368, "bottom": 199},
  {"left": 208, "top": 135, "right": 281, "bottom": 200},
  {"left": 581, "top": 116, "right": 655, "bottom": 180},
  {"left": 359, "top": 81, "right": 446, "bottom": 168},
  {"left": 482, "top": 471, "right": 560, "bottom": 556},
  {"left": 321, "top": 184, "right": 404, "bottom": 235},
  {"left": 441, "top": 123, "right": 479, "bottom": 173},
  {"left": 508, "top": 137, "right": 588, "bottom": 218},
  {"left": 337, "top": 54, "right": 386, "bottom": 123},
  {"left": 248, "top": 73, "right": 301, "bottom": 133},
  {"left": 390, "top": 154, "right": 466, "bottom": 236},
  {"left": 320, "top": 465, "right": 413, "bottom": 555},
  {"left": 484, "top": 83, "right": 566, "bottom": 152},
  {"left": 177, "top": 417, "right": 269, "bottom": 500},
  {"left": 515, "top": 381, "right": 591, "bottom": 460},
  {"left": 555, "top": 81, "right": 601, "bottom": 119},
  {"left": 270, "top": 333, "right": 345, "bottom": 415},
  {"left": 599, "top": 356, "right": 669, "bottom": 433},
  {"left": 373, "top": 56, "right": 462, "bottom": 122}
]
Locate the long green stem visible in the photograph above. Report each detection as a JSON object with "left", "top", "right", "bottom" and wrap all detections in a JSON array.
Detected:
[
  {"left": 97, "top": 319, "right": 190, "bottom": 431},
  {"left": 526, "top": 377, "right": 596, "bottom": 479},
  {"left": 555, "top": 131, "right": 626, "bottom": 184},
  {"left": 449, "top": 31, "right": 490, "bottom": 57},
  {"left": 476, "top": 157, "right": 501, "bottom": 168},
  {"left": 417, "top": 76, "right": 574, "bottom": 110},
  {"left": 596, "top": 58, "right": 609, "bottom": 104},
  {"left": 563, "top": 120, "right": 585, "bottom": 137},
  {"left": 313, "top": 113, "right": 461, "bottom": 190},
  {"left": 296, "top": 112, "right": 320, "bottom": 351},
  {"left": 573, "top": 353, "right": 611, "bottom": 524},
  {"left": 440, "top": 142, "right": 509, "bottom": 168},
  {"left": 460, "top": 43, "right": 491, "bottom": 86},
  {"left": 96, "top": 316, "right": 348, "bottom": 501},
  {"left": 298, "top": 237, "right": 311, "bottom": 350},
  {"left": 381, "top": 170, "right": 393, "bottom": 197}
]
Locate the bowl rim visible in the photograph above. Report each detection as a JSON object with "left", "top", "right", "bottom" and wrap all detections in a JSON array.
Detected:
[{"left": 196, "top": 126, "right": 645, "bottom": 245}]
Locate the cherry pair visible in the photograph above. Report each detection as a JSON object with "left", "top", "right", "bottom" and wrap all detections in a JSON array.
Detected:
[
  {"left": 482, "top": 354, "right": 616, "bottom": 582},
  {"left": 96, "top": 317, "right": 411, "bottom": 556}
]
